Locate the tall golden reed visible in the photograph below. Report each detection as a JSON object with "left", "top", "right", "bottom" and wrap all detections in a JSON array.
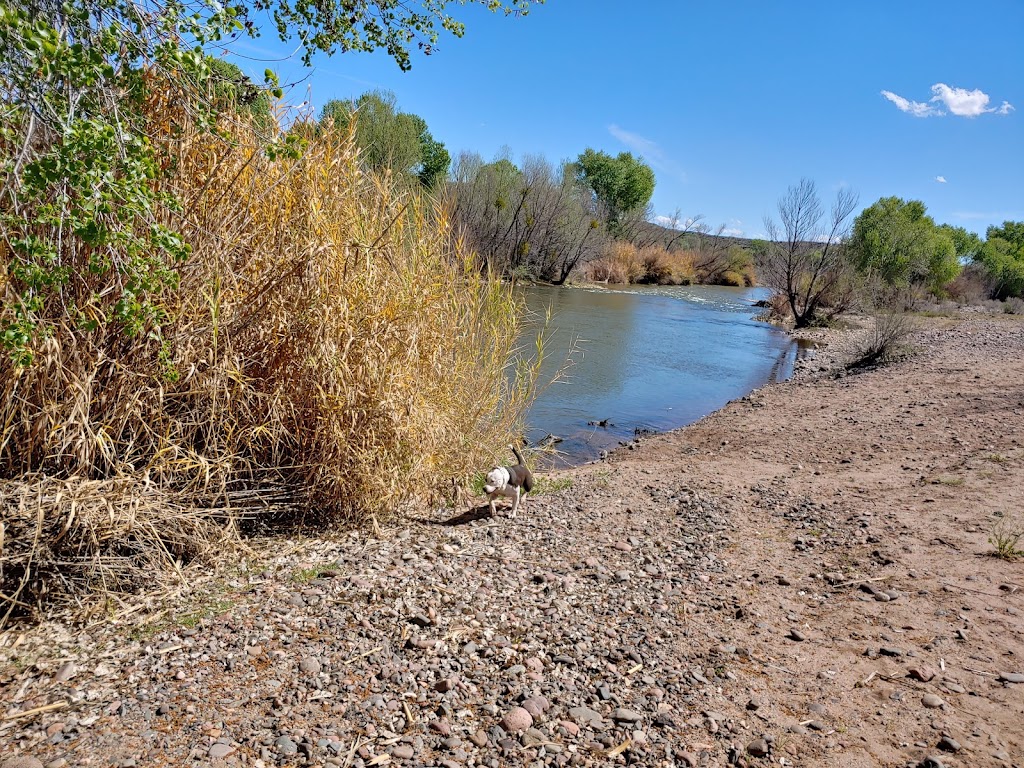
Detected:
[{"left": 0, "top": 103, "right": 541, "bottom": 617}]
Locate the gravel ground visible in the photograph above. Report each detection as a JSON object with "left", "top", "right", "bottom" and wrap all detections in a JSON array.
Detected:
[{"left": 2, "top": 312, "right": 1023, "bottom": 768}]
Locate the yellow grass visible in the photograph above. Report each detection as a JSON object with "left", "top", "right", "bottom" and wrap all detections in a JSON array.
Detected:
[{"left": 1, "top": 99, "right": 543, "bottom": 619}]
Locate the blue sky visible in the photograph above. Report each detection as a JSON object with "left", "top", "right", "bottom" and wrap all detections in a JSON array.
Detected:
[{"left": 227, "top": 0, "right": 1022, "bottom": 238}]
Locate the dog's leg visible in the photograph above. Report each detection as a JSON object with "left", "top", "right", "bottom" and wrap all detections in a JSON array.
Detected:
[
  {"left": 488, "top": 495, "right": 497, "bottom": 517},
  {"left": 509, "top": 486, "right": 521, "bottom": 519}
]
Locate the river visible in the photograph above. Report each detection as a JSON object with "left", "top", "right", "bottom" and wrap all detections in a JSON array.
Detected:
[{"left": 521, "top": 283, "right": 801, "bottom": 466}]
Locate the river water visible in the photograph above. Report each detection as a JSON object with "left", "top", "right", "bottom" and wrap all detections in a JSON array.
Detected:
[{"left": 521, "top": 284, "right": 799, "bottom": 466}]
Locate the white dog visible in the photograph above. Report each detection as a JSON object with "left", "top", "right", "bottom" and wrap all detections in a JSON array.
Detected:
[{"left": 483, "top": 445, "right": 535, "bottom": 518}]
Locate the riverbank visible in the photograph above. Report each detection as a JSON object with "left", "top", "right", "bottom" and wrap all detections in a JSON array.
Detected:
[{"left": 2, "top": 313, "right": 1023, "bottom": 768}]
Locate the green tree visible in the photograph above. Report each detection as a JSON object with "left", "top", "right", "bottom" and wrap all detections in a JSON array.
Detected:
[
  {"left": 976, "top": 221, "right": 1024, "bottom": 298},
  {"left": 849, "top": 197, "right": 960, "bottom": 291},
  {"left": 938, "top": 224, "right": 983, "bottom": 262},
  {"left": 206, "top": 57, "right": 273, "bottom": 127},
  {"left": 1, "top": 0, "right": 529, "bottom": 363},
  {"left": 573, "top": 149, "right": 655, "bottom": 232},
  {"left": 320, "top": 91, "right": 449, "bottom": 186}
]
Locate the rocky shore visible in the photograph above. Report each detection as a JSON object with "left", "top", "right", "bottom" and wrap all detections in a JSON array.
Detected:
[{"left": 2, "top": 313, "right": 1023, "bottom": 768}]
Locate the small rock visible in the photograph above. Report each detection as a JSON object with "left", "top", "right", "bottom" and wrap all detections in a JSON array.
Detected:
[
  {"left": 560, "top": 720, "right": 580, "bottom": 737},
  {"left": 500, "top": 707, "right": 533, "bottom": 733},
  {"left": 53, "top": 663, "right": 76, "bottom": 683},
  {"left": 919, "top": 756, "right": 946, "bottom": 768},
  {"left": 922, "top": 694, "right": 945, "bottom": 709},
  {"left": 998, "top": 672, "right": 1024, "bottom": 684},
  {"left": 908, "top": 665, "right": 937, "bottom": 682},
  {"left": 435, "top": 677, "right": 456, "bottom": 693},
  {"left": 299, "top": 657, "right": 321, "bottom": 675},
  {"left": 788, "top": 629, "right": 806, "bottom": 642},
  {"left": 2, "top": 758, "right": 45, "bottom": 768},
  {"left": 568, "top": 706, "right": 604, "bottom": 728},
  {"left": 746, "top": 697, "right": 763, "bottom": 711},
  {"left": 746, "top": 738, "right": 770, "bottom": 758},
  {"left": 391, "top": 744, "right": 415, "bottom": 760},
  {"left": 937, "top": 736, "right": 961, "bottom": 753},
  {"left": 609, "top": 707, "right": 643, "bottom": 724},
  {"left": 879, "top": 647, "right": 903, "bottom": 657},
  {"left": 208, "top": 744, "right": 234, "bottom": 759},
  {"left": 429, "top": 719, "right": 452, "bottom": 736}
]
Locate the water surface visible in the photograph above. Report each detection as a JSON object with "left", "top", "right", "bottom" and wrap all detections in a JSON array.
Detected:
[{"left": 521, "top": 284, "right": 798, "bottom": 466}]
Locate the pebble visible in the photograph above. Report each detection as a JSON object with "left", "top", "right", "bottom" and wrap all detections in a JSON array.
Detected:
[
  {"left": 609, "top": 707, "right": 643, "bottom": 723},
  {"left": 909, "top": 665, "right": 937, "bottom": 682},
  {"left": 746, "top": 738, "right": 770, "bottom": 757},
  {"left": 298, "top": 656, "right": 321, "bottom": 675},
  {"left": 391, "top": 744, "right": 415, "bottom": 759},
  {"left": 998, "top": 672, "right": 1024, "bottom": 684},
  {"left": 53, "top": 663, "right": 77, "bottom": 683},
  {"left": 788, "top": 629, "right": 806, "bottom": 642},
  {"left": 922, "top": 694, "right": 945, "bottom": 709},
  {"left": 1, "top": 758, "right": 45, "bottom": 768},
  {"left": 208, "top": 743, "right": 234, "bottom": 759},
  {"left": 568, "top": 706, "right": 604, "bottom": 728},
  {"left": 500, "top": 707, "right": 533, "bottom": 733},
  {"left": 937, "top": 736, "right": 961, "bottom": 753}
]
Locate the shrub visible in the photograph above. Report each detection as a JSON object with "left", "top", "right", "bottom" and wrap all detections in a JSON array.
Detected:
[
  {"left": 1, "top": 105, "right": 543, "bottom": 619},
  {"left": 1004, "top": 297, "right": 1024, "bottom": 315},
  {"left": 946, "top": 263, "right": 997, "bottom": 304},
  {"left": 846, "top": 311, "right": 917, "bottom": 369},
  {"left": 989, "top": 515, "right": 1024, "bottom": 561},
  {"left": 585, "top": 242, "right": 644, "bottom": 284}
]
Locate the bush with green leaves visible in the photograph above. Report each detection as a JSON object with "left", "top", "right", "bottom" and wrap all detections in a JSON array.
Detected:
[
  {"left": 848, "top": 197, "right": 961, "bottom": 293},
  {"left": 975, "top": 221, "right": 1024, "bottom": 299}
]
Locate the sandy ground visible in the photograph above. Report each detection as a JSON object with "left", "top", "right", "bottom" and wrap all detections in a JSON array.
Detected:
[{"left": 2, "top": 312, "right": 1023, "bottom": 768}]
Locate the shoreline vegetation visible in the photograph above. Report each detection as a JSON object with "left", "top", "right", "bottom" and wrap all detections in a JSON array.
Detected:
[
  {"left": 2, "top": 0, "right": 1023, "bottom": 665},
  {"left": 2, "top": 311, "right": 1022, "bottom": 767}
]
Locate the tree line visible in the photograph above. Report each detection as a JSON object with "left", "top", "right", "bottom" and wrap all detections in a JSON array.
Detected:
[
  {"left": 312, "top": 90, "right": 757, "bottom": 286},
  {"left": 758, "top": 180, "right": 1024, "bottom": 328}
]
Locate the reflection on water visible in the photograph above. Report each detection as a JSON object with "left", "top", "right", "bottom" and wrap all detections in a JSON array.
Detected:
[{"left": 520, "top": 284, "right": 797, "bottom": 466}]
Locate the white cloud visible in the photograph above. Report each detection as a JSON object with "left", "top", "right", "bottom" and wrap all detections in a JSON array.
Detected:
[
  {"left": 931, "top": 83, "right": 995, "bottom": 117},
  {"left": 882, "top": 83, "right": 1014, "bottom": 118},
  {"left": 608, "top": 124, "right": 661, "bottom": 158},
  {"left": 935, "top": 175, "right": 947, "bottom": 183},
  {"left": 721, "top": 227, "right": 744, "bottom": 238},
  {"left": 653, "top": 214, "right": 701, "bottom": 230},
  {"left": 881, "top": 90, "right": 941, "bottom": 117},
  {"left": 607, "top": 124, "right": 687, "bottom": 182}
]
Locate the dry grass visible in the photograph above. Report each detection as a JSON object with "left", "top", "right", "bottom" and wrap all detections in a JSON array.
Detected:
[
  {"left": 989, "top": 514, "right": 1024, "bottom": 561},
  {"left": 1, "top": 99, "right": 543, "bottom": 621},
  {"left": 585, "top": 243, "right": 698, "bottom": 285},
  {"left": 846, "top": 311, "right": 918, "bottom": 369}
]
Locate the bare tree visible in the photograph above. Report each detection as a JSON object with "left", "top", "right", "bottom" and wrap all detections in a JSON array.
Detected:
[
  {"left": 451, "top": 152, "right": 607, "bottom": 283},
  {"left": 759, "top": 179, "right": 859, "bottom": 328}
]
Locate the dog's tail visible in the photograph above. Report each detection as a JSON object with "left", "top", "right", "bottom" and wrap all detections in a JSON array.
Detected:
[
  {"left": 510, "top": 444, "right": 525, "bottom": 466},
  {"left": 510, "top": 444, "right": 535, "bottom": 493}
]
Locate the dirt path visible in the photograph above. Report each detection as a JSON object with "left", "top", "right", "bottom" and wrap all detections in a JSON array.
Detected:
[{"left": 2, "top": 313, "right": 1023, "bottom": 768}]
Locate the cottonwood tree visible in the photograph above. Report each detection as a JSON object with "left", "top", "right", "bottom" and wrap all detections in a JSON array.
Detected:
[
  {"left": 976, "top": 221, "right": 1024, "bottom": 298},
  {"left": 849, "top": 197, "right": 960, "bottom": 293},
  {"left": 573, "top": 149, "right": 655, "bottom": 234},
  {"left": 320, "top": 91, "right": 449, "bottom": 186},
  {"left": 759, "top": 179, "right": 859, "bottom": 328}
]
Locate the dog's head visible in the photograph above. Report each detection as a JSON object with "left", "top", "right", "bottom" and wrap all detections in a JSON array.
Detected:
[{"left": 482, "top": 466, "right": 510, "bottom": 495}]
